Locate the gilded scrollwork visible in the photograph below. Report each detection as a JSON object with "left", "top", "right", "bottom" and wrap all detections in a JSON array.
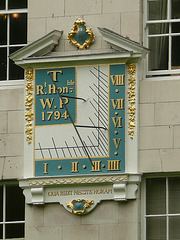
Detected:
[
  {"left": 68, "top": 18, "right": 94, "bottom": 50},
  {"left": 127, "top": 64, "right": 136, "bottom": 139},
  {"left": 66, "top": 199, "right": 94, "bottom": 215},
  {"left": 25, "top": 69, "right": 34, "bottom": 144},
  {"left": 28, "top": 175, "right": 128, "bottom": 185}
]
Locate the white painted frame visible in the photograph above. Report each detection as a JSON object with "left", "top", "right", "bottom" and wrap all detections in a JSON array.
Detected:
[
  {"left": 141, "top": 176, "right": 180, "bottom": 240},
  {"left": 0, "top": 182, "right": 25, "bottom": 240},
  {"left": 0, "top": 0, "right": 27, "bottom": 85},
  {"left": 144, "top": 0, "right": 180, "bottom": 78}
]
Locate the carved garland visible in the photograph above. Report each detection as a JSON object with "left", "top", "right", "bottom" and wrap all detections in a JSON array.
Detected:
[
  {"left": 25, "top": 69, "right": 34, "bottom": 144},
  {"left": 28, "top": 175, "right": 128, "bottom": 186},
  {"left": 127, "top": 64, "right": 136, "bottom": 139}
]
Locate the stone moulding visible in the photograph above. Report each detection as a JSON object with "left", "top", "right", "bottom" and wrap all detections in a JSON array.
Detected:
[
  {"left": 19, "top": 174, "right": 141, "bottom": 214},
  {"left": 25, "top": 69, "right": 34, "bottom": 144},
  {"left": 28, "top": 175, "right": 128, "bottom": 186}
]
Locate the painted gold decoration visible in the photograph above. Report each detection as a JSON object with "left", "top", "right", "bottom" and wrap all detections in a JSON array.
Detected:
[
  {"left": 127, "top": 64, "right": 136, "bottom": 139},
  {"left": 67, "top": 199, "right": 94, "bottom": 215},
  {"left": 25, "top": 69, "right": 34, "bottom": 144},
  {"left": 68, "top": 18, "right": 94, "bottom": 50},
  {"left": 28, "top": 175, "right": 128, "bottom": 186}
]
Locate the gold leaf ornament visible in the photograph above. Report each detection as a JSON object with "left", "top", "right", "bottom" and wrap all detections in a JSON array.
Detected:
[
  {"left": 127, "top": 64, "right": 136, "bottom": 139},
  {"left": 68, "top": 18, "right": 94, "bottom": 50},
  {"left": 25, "top": 69, "right": 34, "bottom": 144}
]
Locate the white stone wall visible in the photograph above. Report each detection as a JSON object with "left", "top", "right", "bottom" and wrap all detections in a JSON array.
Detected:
[
  {"left": 139, "top": 79, "right": 180, "bottom": 173},
  {"left": 28, "top": 0, "right": 142, "bottom": 50},
  {"left": 25, "top": 199, "right": 140, "bottom": 240},
  {"left": 0, "top": 88, "right": 24, "bottom": 179}
]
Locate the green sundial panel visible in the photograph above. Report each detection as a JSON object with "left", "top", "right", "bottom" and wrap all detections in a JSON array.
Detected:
[{"left": 34, "top": 64, "right": 125, "bottom": 176}]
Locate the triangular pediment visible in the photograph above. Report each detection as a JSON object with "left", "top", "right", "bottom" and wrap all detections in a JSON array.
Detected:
[
  {"left": 98, "top": 27, "right": 149, "bottom": 56},
  {"left": 10, "top": 28, "right": 149, "bottom": 68},
  {"left": 10, "top": 30, "right": 63, "bottom": 61}
]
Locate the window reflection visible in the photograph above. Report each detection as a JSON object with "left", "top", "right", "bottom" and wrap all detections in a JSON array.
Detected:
[
  {"left": 0, "top": 0, "right": 5, "bottom": 10},
  {"left": 5, "top": 223, "right": 25, "bottom": 239},
  {"left": 9, "top": 47, "right": 24, "bottom": 80},
  {"left": 148, "top": 36, "right": 168, "bottom": 71},
  {"left": 10, "top": 13, "right": 27, "bottom": 44},
  {"left": 0, "top": 0, "right": 27, "bottom": 81},
  {"left": 146, "top": 178, "right": 166, "bottom": 215},
  {"left": 146, "top": 217, "right": 166, "bottom": 240},
  {"left": 0, "top": 48, "right": 7, "bottom": 81},
  {"left": 0, "top": 14, "right": 7, "bottom": 45},
  {"left": 172, "top": 36, "right": 180, "bottom": 67},
  {"left": 0, "top": 186, "right": 3, "bottom": 222},
  {"left": 149, "top": 23, "right": 168, "bottom": 35},
  {"left": 8, "top": 0, "right": 27, "bottom": 9},
  {"left": 148, "top": 0, "right": 167, "bottom": 20},
  {"left": 172, "top": 0, "right": 180, "bottom": 19}
]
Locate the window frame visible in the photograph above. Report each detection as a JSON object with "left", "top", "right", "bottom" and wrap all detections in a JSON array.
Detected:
[
  {"left": 141, "top": 175, "right": 180, "bottom": 240},
  {"left": 0, "top": 181, "right": 25, "bottom": 240},
  {"left": 0, "top": 0, "right": 27, "bottom": 85},
  {"left": 144, "top": 0, "right": 180, "bottom": 78}
]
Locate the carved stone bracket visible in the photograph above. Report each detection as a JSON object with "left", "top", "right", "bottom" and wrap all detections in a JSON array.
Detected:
[
  {"left": 113, "top": 183, "right": 126, "bottom": 201},
  {"left": 25, "top": 69, "right": 34, "bottom": 144},
  {"left": 31, "top": 187, "right": 44, "bottom": 205},
  {"left": 19, "top": 174, "right": 141, "bottom": 215},
  {"left": 127, "top": 64, "right": 136, "bottom": 139}
]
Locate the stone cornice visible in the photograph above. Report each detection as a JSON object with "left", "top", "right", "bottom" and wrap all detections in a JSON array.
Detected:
[{"left": 10, "top": 30, "right": 62, "bottom": 61}]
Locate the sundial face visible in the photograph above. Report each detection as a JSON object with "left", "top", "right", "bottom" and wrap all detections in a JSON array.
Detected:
[{"left": 34, "top": 64, "right": 125, "bottom": 176}]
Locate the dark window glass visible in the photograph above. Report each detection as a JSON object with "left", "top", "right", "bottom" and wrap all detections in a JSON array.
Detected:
[
  {"left": 148, "top": 0, "right": 167, "bottom": 20},
  {"left": 10, "top": 13, "right": 27, "bottom": 44},
  {"left": 169, "top": 216, "right": 180, "bottom": 239},
  {"left": 172, "top": 0, "right": 180, "bottom": 19},
  {"left": 9, "top": 47, "right": 24, "bottom": 80},
  {"left": 169, "top": 177, "right": 180, "bottom": 213},
  {"left": 6, "top": 185, "right": 25, "bottom": 221},
  {"left": 0, "top": 47, "right": 7, "bottom": 81},
  {"left": 172, "top": 22, "right": 180, "bottom": 33},
  {"left": 149, "top": 23, "right": 168, "bottom": 35},
  {"left": 0, "top": 0, "right": 5, "bottom": 10},
  {"left": 0, "top": 224, "right": 3, "bottom": 239},
  {"left": 148, "top": 36, "right": 168, "bottom": 71},
  {"left": 5, "top": 223, "right": 24, "bottom": 239},
  {"left": 172, "top": 36, "right": 180, "bottom": 67},
  {"left": 0, "top": 14, "right": 7, "bottom": 45},
  {"left": 146, "top": 217, "right": 166, "bottom": 240},
  {"left": 8, "top": 0, "right": 27, "bottom": 9},
  {"left": 0, "top": 186, "right": 3, "bottom": 222},
  {"left": 146, "top": 178, "right": 166, "bottom": 215}
]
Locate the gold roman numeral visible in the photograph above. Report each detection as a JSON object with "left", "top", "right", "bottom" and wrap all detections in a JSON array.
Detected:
[
  {"left": 91, "top": 161, "right": 101, "bottom": 172},
  {"left": 111, "top": 117, "right": 122, "bottom": 128},
  {"left": 111, "top": 99, "right": 124, "bottom": 110},
  {"left": 113, "top": 138, "right": 122, "bottom": 149},
  {"left": 110, "top": 75, "right": 124, "bottom": 85},
  {"left": 71, "top": 162, "right": 79, "bottom": 172},
  {"left": 107, "top": 160, "right": 120, "bottom": 171},
  {"left": 43, "top": 163, "right": 48, "bottom": 174}
]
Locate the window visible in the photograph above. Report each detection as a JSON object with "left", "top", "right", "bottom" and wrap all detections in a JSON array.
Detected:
[
  {"left": 0, "top": 182, "right": 25, "bottom": 239},
  {"left": 145, "top": 177, "right": 180, "bottom": 240},
  {"left": 0, "top": 0, "right": 27, "bottom": 81},
  {"left": 146, "top": 0, "right": 180, "bottom": 76}
]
